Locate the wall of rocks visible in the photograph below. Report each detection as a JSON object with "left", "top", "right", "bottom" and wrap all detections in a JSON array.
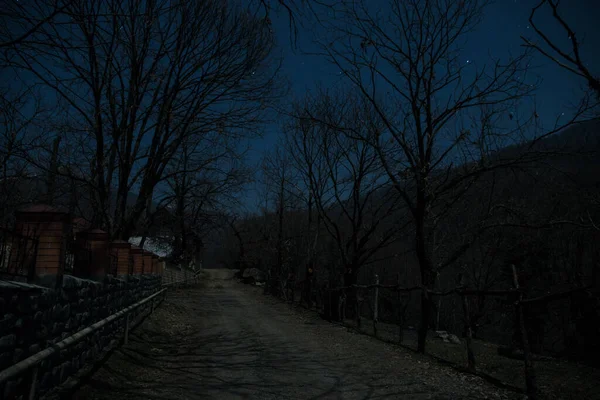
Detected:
[{"left": 0, "top": 274, "right": 162, "bottom": 399}]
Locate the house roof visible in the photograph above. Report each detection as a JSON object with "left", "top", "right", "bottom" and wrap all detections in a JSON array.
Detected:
[{"left": 128, "top": 236, "right": 173, "bottom": 258}]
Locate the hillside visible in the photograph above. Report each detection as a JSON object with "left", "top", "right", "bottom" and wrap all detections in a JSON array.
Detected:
[{"left": 212, "top": 118, "right": 600, "bottom": 364}]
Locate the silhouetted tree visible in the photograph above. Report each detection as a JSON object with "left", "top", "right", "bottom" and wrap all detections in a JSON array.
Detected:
[
  {"left": 0, "top": 0, "right": 71, "bottom": 49},
  {"left": 289, "top": 88, "right": 403, "bottom": 314},
  {"left": 5, "top": 0, "right": 280, "bottom": 238},
  {"left": 311, "top": 0, "right": 558, "bottom": 353},
  {"left": 522, "top": 0, "right": 600, "bottom": 100}
]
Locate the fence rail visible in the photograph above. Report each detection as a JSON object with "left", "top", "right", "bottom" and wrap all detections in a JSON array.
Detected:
[
  {"left": 0, "top": 271, "right": 200, "bottom": 399},
  {"left": 319, "top": 265, "right": 594, "bottom": 400},
  {"left": 331, "top": 282, "right": 591, "bottom": 305}
]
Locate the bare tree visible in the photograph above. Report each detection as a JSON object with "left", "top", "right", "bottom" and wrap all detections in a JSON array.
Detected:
[
  {"left": 522, "top": 0, "right": 600, "bottom": 237},
  {"left": 308, "top": 0, "right": 571, "bottom": 353},
  {"left": 160, "top": 133, "right": 250, "bottom": 264},
  {"left": 228, "top": 214, "right": 248, "bottom": 270},
  {"left": 257, "top": 0, "right": 334, "bottom": 48},
  {"left": 522, "top": 0, "right": 600, "bottom": 100},
  {"left": 259, "top": 143, "right": 304, "bottom": 296},
  {"left": 0, "top": 86, "right": 51, "bottom": 225},
  {"left": 0, "top": 0, "right": 71, "bottom": 49},
  {"left": 288, "top": 88, "right": 401, "bottom": 305},
  {"left": 5, "top": 0, "right": 280, "bottom": 238}
]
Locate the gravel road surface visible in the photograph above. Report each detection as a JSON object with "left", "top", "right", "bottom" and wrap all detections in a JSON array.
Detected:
[{"left": 73, "top": 269, "right": 520, "bottom": 400}]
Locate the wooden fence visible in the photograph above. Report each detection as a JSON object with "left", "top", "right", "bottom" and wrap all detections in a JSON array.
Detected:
[{"left": 285, "top": 265, "right": 593, "bottom": 400}]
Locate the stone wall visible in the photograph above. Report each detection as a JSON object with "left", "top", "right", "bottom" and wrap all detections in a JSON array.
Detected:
[{"left": 0, "top": 274, "right": 162, "bottom": 399}]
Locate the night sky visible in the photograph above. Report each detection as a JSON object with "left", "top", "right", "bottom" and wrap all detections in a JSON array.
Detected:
[
  {"left": 247, "top": 0, "right": 600, "bottom": 181},
  {"left": 8, "top": 1, "right": 597, "bottom": 212}
]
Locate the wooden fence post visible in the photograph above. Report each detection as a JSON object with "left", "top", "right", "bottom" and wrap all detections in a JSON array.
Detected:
[
  {"left": 325, "top": 288, "right": 330, "bottom": 320},
  {"left": 397, "top": 272, "right": 404, "bottom": 344},
  {"left": 461, "top": 292, "right": 476, "bottom": 372},
  {"left": 291, "top": 279, "right": 295, "bottom": 303},
  {"left": 124, "top": 314, "right": 130, "bottom": 345},
  {"left": 435, "top": 272, "right": 442, "bottom": 331},
  {"left": 397, "top": 272, "right": 401, "bottom": 343},
  {"left": 373, "top": 274, "right": 379, "bottom": 337},
  {"left": 511, "top": 264, "right": 538, "bottom": 400},
  {"left": 355, "top": 285, "right": 361, "bottom": 329},
  {"left": 336, "top": 290, "right": 341, "bottom": 322},
  {"left": 339, "top": 291, "right": 346, "bottom": 322}
]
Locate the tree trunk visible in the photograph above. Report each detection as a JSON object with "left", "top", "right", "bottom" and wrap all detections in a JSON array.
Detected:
[
  {"left": 178, "top": 199, "right": 187, "bottom": 264},
  {"left": 512, "top": 265, "right": 538, "bottom": 400},
  {"left": 397, "top": 273, "right": 405, "bottom": 344},
  {"left": 68, "top": 176, "right": 77, "bottom": 217},
  {"left": 304, "top": 260, "right": 313, "bottom": 308},
  {"left": 344, "top": 265, "right": 358, "bottom": 320},
  {"left": 45, "top": 136, "right": 61, "bottom": 205},
  {"left": 117, "top": 177, "right": 155, "bottom": 240},
  {"left": 415, "top": 201, "right": 434, "bottom": 354},
  {"left": 139, "top": 234, "right": 147, "bottom": 249},
  {"left": 462, "top": 294, "right": 476, "bottom": 372},
  {"left": 418, "top": 289, "right": 432, "bottom": 353},
  {"left": 114, "top": 175, "right": 130, "bottom": 239}
]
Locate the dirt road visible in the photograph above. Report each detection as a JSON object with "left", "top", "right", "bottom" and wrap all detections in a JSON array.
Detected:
[{"left": 74, "top": 269, "right": 519, "bottom": 400}]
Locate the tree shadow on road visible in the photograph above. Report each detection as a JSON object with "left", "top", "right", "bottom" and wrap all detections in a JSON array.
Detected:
[{"left": 71, "top": 289, "right": 480, "bottom": 400}]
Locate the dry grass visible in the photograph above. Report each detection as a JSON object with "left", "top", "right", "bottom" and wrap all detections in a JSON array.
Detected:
[
  {"left": 269, "top": 286, "right": 600, "bottom": 400},
  {"left": 338, "top": 316, "right": 600, "bottom": 400}
]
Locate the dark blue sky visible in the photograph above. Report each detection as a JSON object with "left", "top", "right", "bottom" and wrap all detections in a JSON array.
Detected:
[{"left": 247, "top": 0, "right": 600, "bottom": 176}]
